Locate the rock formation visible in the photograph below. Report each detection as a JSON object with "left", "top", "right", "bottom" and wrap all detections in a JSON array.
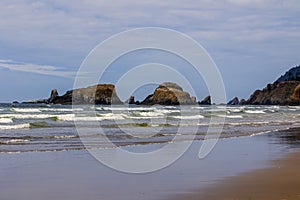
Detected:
[
  {"left": 48, "top": 89, "right": 58, "bottom": 103},
  {"left": 140, "top": 82, "right": 196, "bottom": 105},
  {"left": 276, "top": 65, "right": 300, "bottom": 82},
  {"left": 49, "top": 84, "right": 122, "bottom": 105},
  {"left": 246, "top": 81, "right": 300, "bottom": 105},
  {"left": 244, "top": 65, "right": 300, "bottom": 105},
  {"left": 227, "top": 97, "right": 239, "bottom": 105},
  {"left": 198, "top": 96, "right": 211, "bottom": 105},
  {"left": 125, "top": 96, "right": 136, "bottom": 104},
  {"left": 239, "top": 99, "right": 247, "bottom": 105}
]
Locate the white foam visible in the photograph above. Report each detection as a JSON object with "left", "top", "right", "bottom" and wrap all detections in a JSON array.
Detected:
[
  {"left": 173, "top": 115, "right": 204, "bottom": 119},
  {"left": 0, "top": 113, "right": 76, "bottom": 121},
  {"left": 57, "top": 114, "right": 75, "bottom": 121},
  {"left": 5, "top": 139, "right": 30, "bottom": 143},
  {"left": 0, "top": 118, "right": 13, "bottom": 123},
  {"left": 0, "top": 123, "right": 30, "bottom": 130},
  {"left": 71, "top": 113, "right": 126, "bottom": 122},
  {"left": 40, "top": 108, "right": 83, "bottom": 112},
  {"left": 218, "top": 115, "right": 243, "bottom": 119},
  {"left": 245, "top": 110, "right": 265, "bottom": 114},
  {"left": 54, "top": 135, "right": 78, "bottom": 139},
  {"left": 138, "top": 112, "right": 164, "bottom": 117},
  {"left": 13, "top": 108, "right": 42, "bottom": 113}
]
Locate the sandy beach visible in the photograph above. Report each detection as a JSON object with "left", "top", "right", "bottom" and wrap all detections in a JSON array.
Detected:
[{"left": 173, "top": 149, "right": 300, "bottom": 200}]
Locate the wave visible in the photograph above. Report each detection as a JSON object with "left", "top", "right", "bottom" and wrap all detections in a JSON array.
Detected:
[
  {"left": 53, "top": 135, "right": 79, "bottom": 139},
  {"left": 218, "top": 115, "right": 243, "bottom": 119},
  {"left": 29, "top": 121, "right": 50, "bottom": 128},
  {"left": 173, "top": 115, "right": 204, "bottom": 119},
  {"left": 0, "top": 139, "right": 30, "bottom": 144},
  {"left": 0, "top": 113, "right": 75, "bottom": 121},
  {"left": 13, "top": 108, "right": 42, "bottom": 113},
  {"left": 244, "top": 110, "right": 266, "bottom": 114},
  {"left": 39, "top": 108, "right": 83, "bottom": 112},
  {"left": 0, "top": 123, "right": 30, "bottom": 130},
  {"left": 0, "top": 118, "right": 13, "bottom": 123}
]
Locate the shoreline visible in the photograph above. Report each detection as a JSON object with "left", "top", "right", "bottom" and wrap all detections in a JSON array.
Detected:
[{"left": 172, "top": 148, "right": 300, "bottom": 200}]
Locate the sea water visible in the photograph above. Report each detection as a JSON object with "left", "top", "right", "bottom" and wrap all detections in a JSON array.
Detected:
[{"left": 0, "top": 103, "right": 300, "bottom": 153}]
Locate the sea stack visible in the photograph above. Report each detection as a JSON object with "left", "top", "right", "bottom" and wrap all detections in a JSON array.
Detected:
[{"left": 140, "top": 82, "right": 197, "bottom": 105}]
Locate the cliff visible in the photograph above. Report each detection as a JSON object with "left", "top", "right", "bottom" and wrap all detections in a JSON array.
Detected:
[{"left": 246, "top": 65, "right": 300, "bottom": 105}]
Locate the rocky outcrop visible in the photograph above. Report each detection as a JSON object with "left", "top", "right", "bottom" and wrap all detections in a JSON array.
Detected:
[
  {"left": 227, "top": 97, "right": 239, "bottom": 105},
  {"left": 198, "top": 96, "right": 211, "bottom": 105},
  {"left": 49, "top": 84, "right": 122, "bottom": 105},
  {"left": 245, "top": 65, "right": 300, "bottom": 105},
  {"left": 246, "top": 81, "right": 300, "bottom": 105},
  {"left": 125, "top": 96, "right": 136, "bottom": 104},
  {"left": 276, "top": 65, "right": 300, "bottom": 82},
  {"left": 48, "top": 89, "right": 58, "bottom": 103},
  {"left": 239, "top": 99, "right": 247, "bottom": 105},
  {"left": 140, "top": 82, "right": 196, "bottom": 105}
]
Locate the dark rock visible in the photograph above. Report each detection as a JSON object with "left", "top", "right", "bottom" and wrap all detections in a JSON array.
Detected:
[
  {"left": 37, "top": 99, "right": 47, "bottom": 104},
  {"left": 48, "top": 89, "right": 59, "bottom": 103},
  {"left": 276, "top": 65, "right": 300, "bottom": 82},
  {"left": 51, "top": 84, "right": 122, "bottom": 105},
  {"left": 125, "top": 96, "right": 136, "bottom": 104},
  {"left": 227, "top": 97, "right": 239, "bottom": 105},
  {"left": 239, "top": 99, "right": 247, "bottom": 105},
  {"left": 245, "top": 65, "right": 300, "bottom": 105},
  {"left": 198, "top": 96, "right": 211, "bottom": 105},
  {"left": 21, "top": 100, "right": 38, "bottom": 104},
  {"left": 12, "top": 101, "right": 19, "bottom": 104},
  {"left": 140, "top": 82, "right": 196, "bottom": 105},
  {"left": 246, "top": 81, "right": 300, "bottom": 105}
]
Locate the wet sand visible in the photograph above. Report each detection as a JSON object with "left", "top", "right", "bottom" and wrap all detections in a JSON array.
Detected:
[{"left": 174, "top": 149, "right": 300, "bottom": 200}]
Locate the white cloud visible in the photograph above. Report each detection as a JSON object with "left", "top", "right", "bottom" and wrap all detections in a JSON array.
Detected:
[{"left": 0, "top": 60, "right": 75, "bottom": 78}]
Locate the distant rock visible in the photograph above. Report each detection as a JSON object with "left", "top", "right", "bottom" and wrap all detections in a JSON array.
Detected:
[
  {"left": 51, "top": 84, "right": 122, "bottom": 105},
  {"left": 12, "top": 101, "right": 19, "bottom": 104},
  {"left": 125, "top": 96, "right": 136, "bottom": 104},
  {"left": 198, "top": 96, "right": 211, "bottom": 105},
  {"left": 22, "top": 100, "right": 38, "bottom": 104},
  {"left": 48, "top": 89, "right": 59, "bottom": 103},
  {"left": 239, "top": 99, "right": 247, "bottom": 105},
  {"left": 37, "top": 99, "right": 47, "bottom": 104},
  {"left": 227, "top": 97, "right": 239, "bottom": 105},
  {"left": 140, "top": 82, "right": 196, "bottom": 105}
]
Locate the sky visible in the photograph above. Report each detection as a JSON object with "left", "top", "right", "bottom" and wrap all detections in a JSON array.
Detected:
[{"left": 0, "top": 0, "right": 299, "bottom": 102}]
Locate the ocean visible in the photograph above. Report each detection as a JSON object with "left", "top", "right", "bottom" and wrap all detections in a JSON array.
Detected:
[{"left": 0, "top": 103, "right": 300, "bottom": 154}]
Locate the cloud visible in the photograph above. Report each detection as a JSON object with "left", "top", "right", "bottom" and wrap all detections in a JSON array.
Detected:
[{"left": 0, "top": 59, "right": 75, "bottom": 78}]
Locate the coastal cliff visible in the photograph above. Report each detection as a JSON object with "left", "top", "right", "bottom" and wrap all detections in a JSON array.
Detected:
[{"left": 246, "top": 65, "right": 300, "bottom": 105}]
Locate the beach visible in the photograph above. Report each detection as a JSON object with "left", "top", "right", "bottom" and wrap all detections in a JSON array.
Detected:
[
  {"left": 0, "top": 104, "right": 300, "bottom": 200},
  {"left": 173, "top": 149, "right": 300, "bottom": 200}
]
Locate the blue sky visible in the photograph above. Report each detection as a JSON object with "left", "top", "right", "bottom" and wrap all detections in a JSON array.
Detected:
[{"left": 0, "top": 0, "right": 299, "bottom": 102}]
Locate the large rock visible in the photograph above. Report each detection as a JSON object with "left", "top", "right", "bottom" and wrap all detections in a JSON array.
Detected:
[
  {"left": 227, "top": 97, "right": 239, "bottom": 105},
  {"left": 246, "top": 81, "right": 300, "bottom": 105},
  {"left": 198, "top": 96, "right": 211, "bottom": 105},
  {"left": 51, "top": 84, "right": 122, "bottom": 105},
  {"left": 239, "top": 99, "right": 247, "bottom": 105},
  {"left": 140, "top": 82, "right": 196, "bottom": 105},
  {"left": 125, "top": 96, "right": 136, "bottom": 104},
  {"left": 245, "top": 65, "right": 300, "bottom": 105},
  {"left": 48, "top": 89, "right": 59, "bottom": 103}
]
